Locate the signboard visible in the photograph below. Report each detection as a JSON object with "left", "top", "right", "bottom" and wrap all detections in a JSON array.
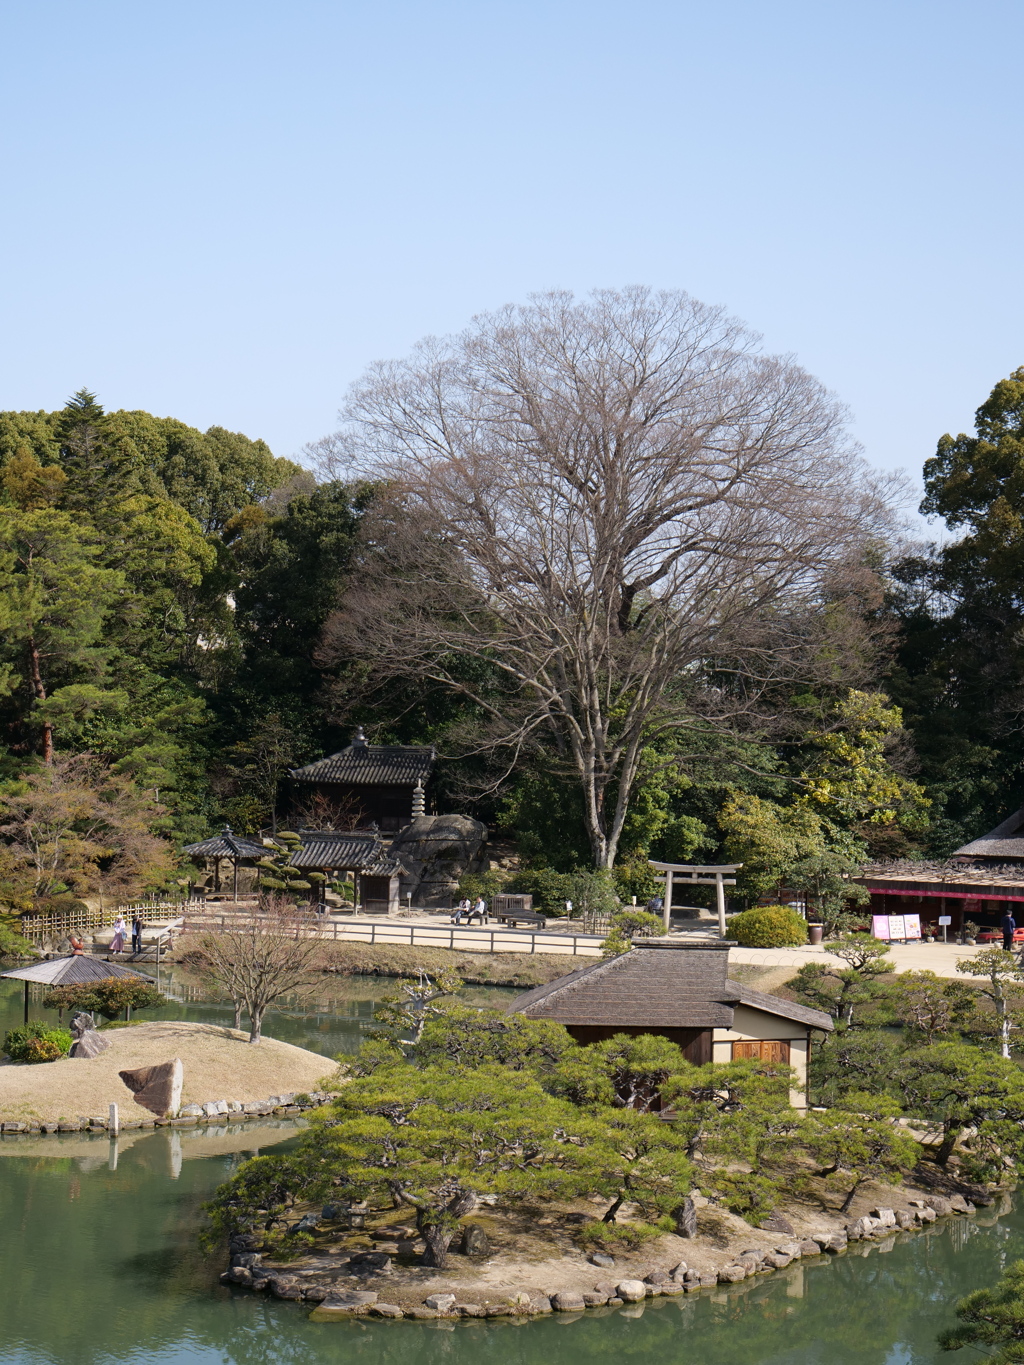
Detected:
[
  {"left": 872, "top": 913, "right": 922, "bottom": 942},
  {"left": 938, "top": 915, "right": 952, "bottom": 926}
]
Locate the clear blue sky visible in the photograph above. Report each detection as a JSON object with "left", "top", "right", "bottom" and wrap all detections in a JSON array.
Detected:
[{"left": 2, "top": 1, "right": 1022, "bottom": 502}]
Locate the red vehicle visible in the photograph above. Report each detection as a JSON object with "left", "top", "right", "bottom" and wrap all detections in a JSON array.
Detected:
[{"left": 976, "top": 926, "right": 1024, "bottom": 943}]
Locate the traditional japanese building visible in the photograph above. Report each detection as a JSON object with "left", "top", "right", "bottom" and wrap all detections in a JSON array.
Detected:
[
  {"left": 288, "top": 830, "right": 407, "bottom": 914},
  {"left": 288, "top": 729, "right": 436, "bottom": 832},
  {"left": 183, "top": 827, "right": 268, "bottom": 899},
  {"left": 855, "top": 805, "right": 1024, "bottom": 935},
  {"left": 507, "top": 939, "right": 831, "bottom": 1108}
]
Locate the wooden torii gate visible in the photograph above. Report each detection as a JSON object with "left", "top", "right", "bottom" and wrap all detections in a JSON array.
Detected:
[{"left": 647, "top": 861, "right": 743, "bottom": 937}]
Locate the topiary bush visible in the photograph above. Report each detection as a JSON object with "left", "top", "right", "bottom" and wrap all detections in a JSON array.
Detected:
[
  {"left": 728, "top": 904, "right": 808, "bottom": 948},
  {"left": 3, "top": 1022, "right": 73, "bottom": 1062}
]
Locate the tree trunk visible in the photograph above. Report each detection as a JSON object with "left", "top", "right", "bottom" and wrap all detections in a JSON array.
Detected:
[
  {"left": 935, "top": 1125, "right": 960, "bottom": 1167},
  {"left": 840, "top": 1177, "right": 863, "bottom": 1213},
  {"left": 998, "top": 994, "right": 1011, "bottom": 1060},
  {"left": 420, "top": 1225, "right": 455, "bottom": 1268},
  {"left": 233, "top": 1000, "right": 243, "bottom": 1031},
  {"left": 26, "top": 640, "right": 53, "bottom": 763},
  {"left": 248, "top": 1008, "right": 264, "bottom": 1044},
  {"left": 603, "top": 1193, "right": 625, "bottom": 1223}
]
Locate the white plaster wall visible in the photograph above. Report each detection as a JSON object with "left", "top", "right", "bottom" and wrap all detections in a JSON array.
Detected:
[{"left": 713, "top": 1004, "right": 811, "bottom": 1109}]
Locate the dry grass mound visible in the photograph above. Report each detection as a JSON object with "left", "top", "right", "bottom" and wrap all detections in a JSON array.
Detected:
[{"left": 0, "top": 1020, "right": 331, "bottom": 1125}]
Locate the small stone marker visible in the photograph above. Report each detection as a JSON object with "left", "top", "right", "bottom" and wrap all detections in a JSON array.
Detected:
[
  {"left": 108, "top": 1103, "right": 119, "bottom": 1135},
  {"left": 674, "top": 1196, "right": 698, "bottom": 1238}
]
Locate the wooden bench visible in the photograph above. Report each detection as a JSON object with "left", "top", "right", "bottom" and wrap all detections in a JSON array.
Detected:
[{"left": 494, "top": 910, "right": 547, "bottom": 929}]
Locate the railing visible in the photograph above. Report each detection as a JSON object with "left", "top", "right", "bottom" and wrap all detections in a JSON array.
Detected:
[{"left": 180, "top": 913, "right": 605, "bottom": 958}]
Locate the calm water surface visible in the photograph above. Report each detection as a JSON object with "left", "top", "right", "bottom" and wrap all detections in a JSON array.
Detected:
[{"left": 0, "top": 980, "right": 1019, "bottom": 1364}]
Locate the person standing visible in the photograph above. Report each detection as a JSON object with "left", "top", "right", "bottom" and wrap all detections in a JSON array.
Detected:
[
  {"left": 131, "top": 915, "right": 143, "bottom": 955},
  {"left": 110, "top": 914, "right": 127, "bottom": 955},
  {"left": 1002, "top": 909, "right": 1017, "bottom": 952}
]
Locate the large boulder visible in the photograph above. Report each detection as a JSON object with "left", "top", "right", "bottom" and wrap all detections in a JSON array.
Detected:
[
  {"left": 118, "top": 1058, "right": 184, "bottom": 1117},
  {"left": 388, "top": 815, "right": 488, "bottom": 908}
]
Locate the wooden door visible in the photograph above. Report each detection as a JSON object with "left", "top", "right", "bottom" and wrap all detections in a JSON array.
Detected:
[{"left": 732, "top": 1039, "right": 790, "bottom": 1064}]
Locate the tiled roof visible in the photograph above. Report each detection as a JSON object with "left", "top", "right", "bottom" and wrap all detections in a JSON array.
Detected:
[
  {"left": 183, "top": 829, "right": 267, "bottom": 860},
  {"left": 289, "top": 832, "right": 404, "bottom": 874},
  {"left": 508, "top": 940, "right": 831, "bottom": 1032},
  {"left": 290, "top": 743, "right": 435, "bottom": 788}
]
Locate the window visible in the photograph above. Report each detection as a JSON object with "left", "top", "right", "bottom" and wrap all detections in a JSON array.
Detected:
[{"left": 732, "top": 1039, "right": 790, "bottom": 1064}]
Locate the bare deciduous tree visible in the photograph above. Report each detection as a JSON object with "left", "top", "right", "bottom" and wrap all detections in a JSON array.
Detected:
[
  {"left": 189, "top": 894, "right": 326, "bottom": 1043},
  {"left": 314, "top": 288, "right": 903, "bottom": 868}
]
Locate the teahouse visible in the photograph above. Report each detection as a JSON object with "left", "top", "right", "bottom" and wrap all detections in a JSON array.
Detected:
[
  {"left": 507, "top": 939, "right": 831, "bottom": 1108},
  {"left": 289, "top": 728, "right": 436, "bottom": 832}
]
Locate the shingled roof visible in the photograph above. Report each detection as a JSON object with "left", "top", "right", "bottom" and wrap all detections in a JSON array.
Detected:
[
  {"left": 508, "top": 939, "right": 831, "bottom": 1032},
  {"left": 288, "top": 831, "right": 405, "bottom": 875},
  {"left": 0, "top": 955, "right": 155, "bottom": 986},
  {"left": 954, "top": 806, "right": 1024, "bottom": 862},
  {"left": 290, "top": 730, "right": 435, "bottom": 788},
  {"left": 183, "top": 828, "right": 267, "bottom": 860}
]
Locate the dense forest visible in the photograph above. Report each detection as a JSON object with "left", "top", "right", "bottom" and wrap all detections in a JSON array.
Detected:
[{"left": 2, "top": 302, "right": 1024, "bottom": 917}]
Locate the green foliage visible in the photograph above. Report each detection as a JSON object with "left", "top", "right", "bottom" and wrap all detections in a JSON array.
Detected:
[
  {"left": 788, "top": 935, "right": 894, "bottom": 1028},
  {"left": 551, "top": 1033, "right": 693, "bottom": 1111},
  {"left": 575, "top": 1219, "right": 662, "bottom": 1251},
  {"left": 3, "top": 1021, "right": 72, "bottom": 1061},
  {"left": 728, "top": 904, "right": 808, "bottom": 948},
  {"left": 371, "top": 968, "right": 464, "bottom": 1047},
  {"left": 41, "top": 977, "right": 165, "bottom": 1021},
  {"left": 416, "top": 1006, "right": 571, "bottom": 1072},
  {"left": 896, "top": 1042, "right": 1024, "bottom": 1176},
  {"left": 939, "top": 1257, "right": 1024, "bottom": 1361},
  {"left": 608, "top": 908, "right": 663, "bottom": 938},
  {"left": 808, "top": 1029, "right": 908, "bottom": 1107},
  {"left": 887, "top": 971, "right": 979, "bottom": 1043},
  {"left": 600, "top": 927, "right": 633, "bottom": 958},
  {"left": 801, "top": 1092, "right": 920, "bottom": 1212},
  {"left": 0, "top": 918, "right": 35, "bottom": 958},
  {"left": 885, "top": 368, "right": 1024, "bottom": 852},
  {"left": 720, "top": 793, "right": 871, "bottom": 920}
]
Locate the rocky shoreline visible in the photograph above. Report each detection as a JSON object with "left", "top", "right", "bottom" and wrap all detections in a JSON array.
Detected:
[
  {"left": 0, "top": 1089, "right": 332, "bottom": 1135},
  {"left": 221, "top": 1188, "right": 992, "bottom": 1322}
]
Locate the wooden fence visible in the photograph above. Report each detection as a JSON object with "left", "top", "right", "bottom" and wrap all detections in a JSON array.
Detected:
[
  {"left": 20, "top": 900, "right": 198, "bottom": 943},
  {"left": 180, "top": 913, "right": 604, "bottom": 958}
]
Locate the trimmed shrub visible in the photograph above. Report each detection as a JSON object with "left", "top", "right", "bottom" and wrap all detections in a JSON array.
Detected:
[
  {"left": 3, "top": 1022, "right": 73, "bottom": 1062},
  {"left": 728, "top": 904, "right": 808, "bottom": 948}
]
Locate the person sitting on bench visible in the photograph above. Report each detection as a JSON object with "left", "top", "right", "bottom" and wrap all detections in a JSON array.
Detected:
[{"left": 451, "top": 897, "right": 472, "bottom": 924}]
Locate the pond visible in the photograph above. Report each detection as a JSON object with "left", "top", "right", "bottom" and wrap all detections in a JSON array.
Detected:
[
  {"left": 0, "top": 979, "right": 1020, "bottom": 1364},
  {"left": 0, "top": 970, "right": 517, "bottom": 1059}
]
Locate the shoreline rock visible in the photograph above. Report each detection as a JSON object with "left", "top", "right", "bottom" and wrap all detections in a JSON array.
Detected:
[{"left": 220, "top": 1189, "right": 997, "bottom": 1324}]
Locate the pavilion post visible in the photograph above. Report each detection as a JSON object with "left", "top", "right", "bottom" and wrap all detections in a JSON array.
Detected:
[
  {"left": 663, "top": 870, "right": 672, "bottom": 933},
  {"left": 233, "top": 857, "right": 239, "bottom": 904},
  {"left": 23, "top": 980, "right": 29, "bottom": 1024}
]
